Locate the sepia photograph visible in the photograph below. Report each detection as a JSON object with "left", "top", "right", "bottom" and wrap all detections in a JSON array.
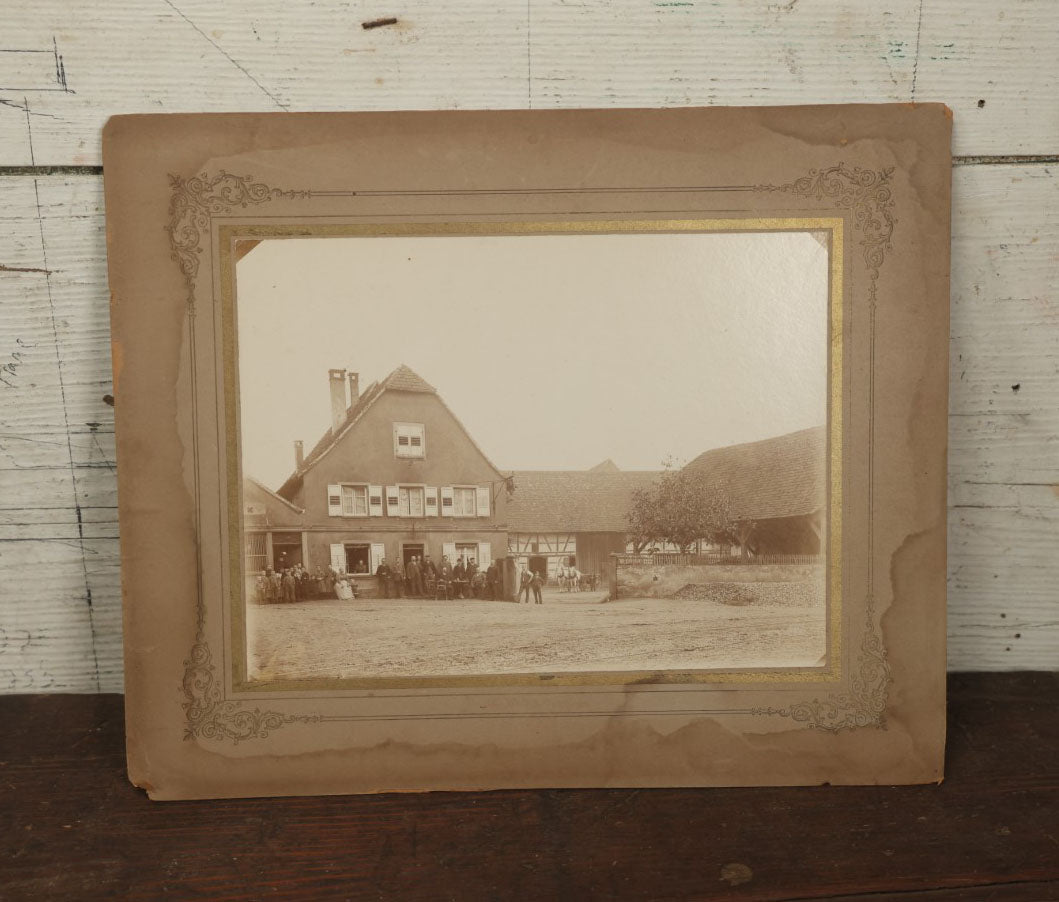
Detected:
[{"left": 236, "top": 225, "right": 833, "bottom": 683}]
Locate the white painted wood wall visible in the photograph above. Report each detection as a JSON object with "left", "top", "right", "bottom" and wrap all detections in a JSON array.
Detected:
[{"left": 0, "top": 1, "right": 1055, "bottom": 691}]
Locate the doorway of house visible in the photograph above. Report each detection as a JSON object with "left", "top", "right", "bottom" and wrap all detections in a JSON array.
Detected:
[
  {"left": 271, "top": 532, "right": 303, "bottom": 571},
  {"left": 402, "top": 544, "right": 424, "bottom": 567},
  {"left": 528, "top": 555, "right": 548, "bottom": 577}
]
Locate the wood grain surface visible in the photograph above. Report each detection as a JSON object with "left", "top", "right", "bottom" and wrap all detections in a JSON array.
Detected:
[
  {"left": 0, "top": 1, "right": 1057, "bottom": 691},
  {"left": 1, "top": 673, "right": 1057, "bottom": 900}
]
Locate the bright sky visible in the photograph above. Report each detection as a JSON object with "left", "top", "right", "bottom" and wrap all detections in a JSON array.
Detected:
[{"left": 237, "top": 231, "right": 828, "bottom": 488}]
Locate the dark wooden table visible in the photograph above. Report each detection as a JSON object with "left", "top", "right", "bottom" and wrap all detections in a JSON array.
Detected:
[{"left": 2, "top": 673, "right": 1057, "bottom": 901}]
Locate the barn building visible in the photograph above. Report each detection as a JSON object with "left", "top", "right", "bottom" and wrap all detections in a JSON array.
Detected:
[
  {"left": 505, "top": 466, "right": 660, "bottom": 580},
  {"left": 681, "top": 425, "right": 827, "bottom": 555},
  {"left": 262, "top": 365, "right": 510, "bottom": 596}
]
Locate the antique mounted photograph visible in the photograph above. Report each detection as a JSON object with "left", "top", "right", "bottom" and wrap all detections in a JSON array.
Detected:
[
  {"left": 235, "top": 225, "right": 835, "bottom": 684},
  {"left": 106, "top": 106, "right": 951, "bottom": 796}
]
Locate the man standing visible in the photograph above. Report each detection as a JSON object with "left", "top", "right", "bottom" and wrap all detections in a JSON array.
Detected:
[
  {"left": 452, "top": 557, "right": 467, "bottom": 599},
  {"left": 407, "top": 555, "right": 423, "bottom": 598},
  {"left": 439, "top": 556, "right": 454, "bottom": 599},
  {"left": 466, "top": 558, "right": 479, "bottom": 596},
  {"left": 282, "top": 568, "right": 296, "bottom": 604},
  {"left": 422, "top": 555, "right": 438, "bottom": 595},
  {"left": 518, "top": 564, "right": 533, "bottom": 604},
  {"left": 375, "top": 557, "right": 393, "bottom": 599},
  {"left": 391, "top": 557, "right": 405, "bottom": 598},
  {"left": 531, "top": 568, "right": 544, "bottom": 605}
]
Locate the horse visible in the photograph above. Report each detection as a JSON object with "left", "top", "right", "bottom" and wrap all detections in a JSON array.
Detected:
[{"left": 557, "top": 565, "right": 582, "bottom": 592}]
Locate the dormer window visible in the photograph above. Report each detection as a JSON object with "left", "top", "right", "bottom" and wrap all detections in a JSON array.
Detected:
[{"left": 394, "top": 422, "right": 425, "bottom": 459}]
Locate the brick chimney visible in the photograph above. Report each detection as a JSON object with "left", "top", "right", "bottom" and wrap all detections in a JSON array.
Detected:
[
  {"left": 328, "top": 368, "right": 347, "bottom": 431},
  {"left": 347, "top": 371, "right": 360, "bottom": 406},
  {"left": 294, "top": 440, "right": 304, "bottom": 469}
]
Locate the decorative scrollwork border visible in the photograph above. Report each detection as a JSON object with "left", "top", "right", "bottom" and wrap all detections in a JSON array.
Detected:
[
  {"left": 166, "top": 170, "right": 309, "bottom": 315},
  {"left": 753, "top": 163, "right": 895, "bottom": 730},
  {"left": 171, "top": 171, "right": 315, "bottom": 742},
  {"left": 171, "top": 165, "right": 894, "bottom": 741}
]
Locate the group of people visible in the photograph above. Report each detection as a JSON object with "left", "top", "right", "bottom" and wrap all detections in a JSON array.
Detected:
[
  {"left": 517, "top": 566, "right": 545, "bottom": 604},
  {"left": 372, "top": 554, "right": 502, "bottom": 600},
  {"left": 255, "top": 564, "right": 340, "bottom": 604},
  {"left": 256, "top": 556, "right": 567, "bottom": 606}
]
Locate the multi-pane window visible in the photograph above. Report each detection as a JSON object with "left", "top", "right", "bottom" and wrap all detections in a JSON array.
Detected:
[
  {"left": 394, "top": 422, "right": 426, "bottom": 458},
  {"left": 453, "top": 486, "right": 477, "bottom": 517},
  {"left": 455, "top": 542, "right": 479, "bottom": 565},
  {"left": 397, "top": 486, "right": 425, "bottom": 517},
  {"left": 245, "top": 533, "right": 267, "bottom": 572},
  {"left": 341, "top": 484, "right": 368, "bottom": 516}
]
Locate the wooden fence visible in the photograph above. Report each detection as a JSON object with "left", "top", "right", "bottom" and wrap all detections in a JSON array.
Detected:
[{"left": 614, "top": 553, "right": 824, "bottom": 567}]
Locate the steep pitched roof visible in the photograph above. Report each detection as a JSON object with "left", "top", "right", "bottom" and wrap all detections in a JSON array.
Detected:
[
  {"left": 382, "top": 364, "right": 436, "bottom": 393},
  {"left": 682, "top": 425, "right": 826, "bottom": 521},
  {"left": 505, "top": 470, "right": 661, "bottom": 533},
  {"left": 276, "top": 365, "right": 501, "bottom": 499},
  {"left": 245, "top": 476, "right": 305, "bottom": 514}
]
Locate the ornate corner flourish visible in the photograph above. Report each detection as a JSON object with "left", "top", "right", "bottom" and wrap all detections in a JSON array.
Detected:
[
  {"left": 758, "top": 163, "right": 896, "bottom": 303},
  {"left": 182, "top": 636, "right": 319, "bottom": 742},
  {"left": 750, "top": 606, "right": 891, "bottom": 732},
  {"left": 166, "top": 170, "right": 309, "bottom": 314}
]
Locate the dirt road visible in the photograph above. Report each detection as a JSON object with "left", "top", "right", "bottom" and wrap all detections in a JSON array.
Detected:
[{"left": 247, "top": 586, "right": 826, "bottom": 680}]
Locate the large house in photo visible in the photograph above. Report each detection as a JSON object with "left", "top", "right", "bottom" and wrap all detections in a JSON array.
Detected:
[
  {"left": 258, "top": 365, "right": 510, "bottom": 595},
  {"left": 681, "top": 425, "right": 827, "bottom": 556}
]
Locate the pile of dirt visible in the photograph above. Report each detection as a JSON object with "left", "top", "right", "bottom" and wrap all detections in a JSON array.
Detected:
[{"left": 671, "top": 582, "right": 820, "bottom": 607}]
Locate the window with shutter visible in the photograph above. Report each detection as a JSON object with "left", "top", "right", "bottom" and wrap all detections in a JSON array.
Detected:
[
  {"left": 341, "top": 485, "right": 368, "bottom": 516},
  {"left": 475, "top": 486, "right": 490, "bottom": 517},
  {"left": 330, "top": 544, "right": 346, "bottom": 572},
  {"left": 477, "top": 542, "right": 492, "bottom": 569},
  {"left": 425, "top": 486, "right": 438, "bottom": 515},
  {"left": 370, "top": 543, "right": 386, "bottom": 573},
  {"left": 453, "top": 486, "right": 476, "bottom": 517},
  {"left": 368, "top": 486, "right": 384, "bottom": 517},
  {"left": 440, "top": 486, "right": 454, "bottom": 517},
  {"left": 396, "top": 486, "right": 425, "bottom": 517},
  {"left": 327, "top": 484, "right": 342, "bottom": 517},
  {"left": 385, "top": 486, "right": 400, "bottom": 516},
  {"left": 393, "top": 422, "right": 426, "bottom": 458}
]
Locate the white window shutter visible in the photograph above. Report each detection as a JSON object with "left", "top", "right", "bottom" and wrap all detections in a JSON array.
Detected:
[
  {"left": 368, "top": 485, "right": 383, "bottom": 517},
  {"left": 385, "top": 485, "right": 400, "bottom": 516},
  {"left": 330, "top": 543, "right": 345, "bottom": 572},
  {"left": 440, "top": 486, "right": 454, "bottom": 517},
  {"left": 425, "top": 486, "right": 438, "bottom": 516},
  {"left": 327, "top": 485, "right": 342, "bottom": 517},
  {"left": 370, "top": 543, "right": 386, "bottom": 573},
  {"left": 442, "top": 541, "right": 457, "bottom": 563},
  {"left": 476, "top": 486, "right": 490, "bottom": 517},
  {"left": 477, "top": 542, "right": 492, "bottom": 568}
]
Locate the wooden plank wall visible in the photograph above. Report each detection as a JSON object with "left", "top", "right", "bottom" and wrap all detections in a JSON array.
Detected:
[{"left": 0, "top": 1, "right": 1055, "bottom": 691}]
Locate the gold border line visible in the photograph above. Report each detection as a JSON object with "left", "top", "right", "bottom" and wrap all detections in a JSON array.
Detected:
[{"left": 218, "top": 217, "right": 845, "bottom": 691}]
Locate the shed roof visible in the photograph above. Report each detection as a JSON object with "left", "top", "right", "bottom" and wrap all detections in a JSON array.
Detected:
[
  {"left": 683, "top": 425, "right": 826, "bottom": 521},
  {"left": 505, "top": 470, "right": 661, "bottom": 533}
]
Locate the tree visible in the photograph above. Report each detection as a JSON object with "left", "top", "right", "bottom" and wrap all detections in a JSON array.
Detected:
[{"left": 627, "top": 459, "right": 734, "bottom": 553}]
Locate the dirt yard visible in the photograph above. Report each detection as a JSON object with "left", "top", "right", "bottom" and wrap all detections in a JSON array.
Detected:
[{"left": 247, "top": 583, "right": 826, "bottom": 680}]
